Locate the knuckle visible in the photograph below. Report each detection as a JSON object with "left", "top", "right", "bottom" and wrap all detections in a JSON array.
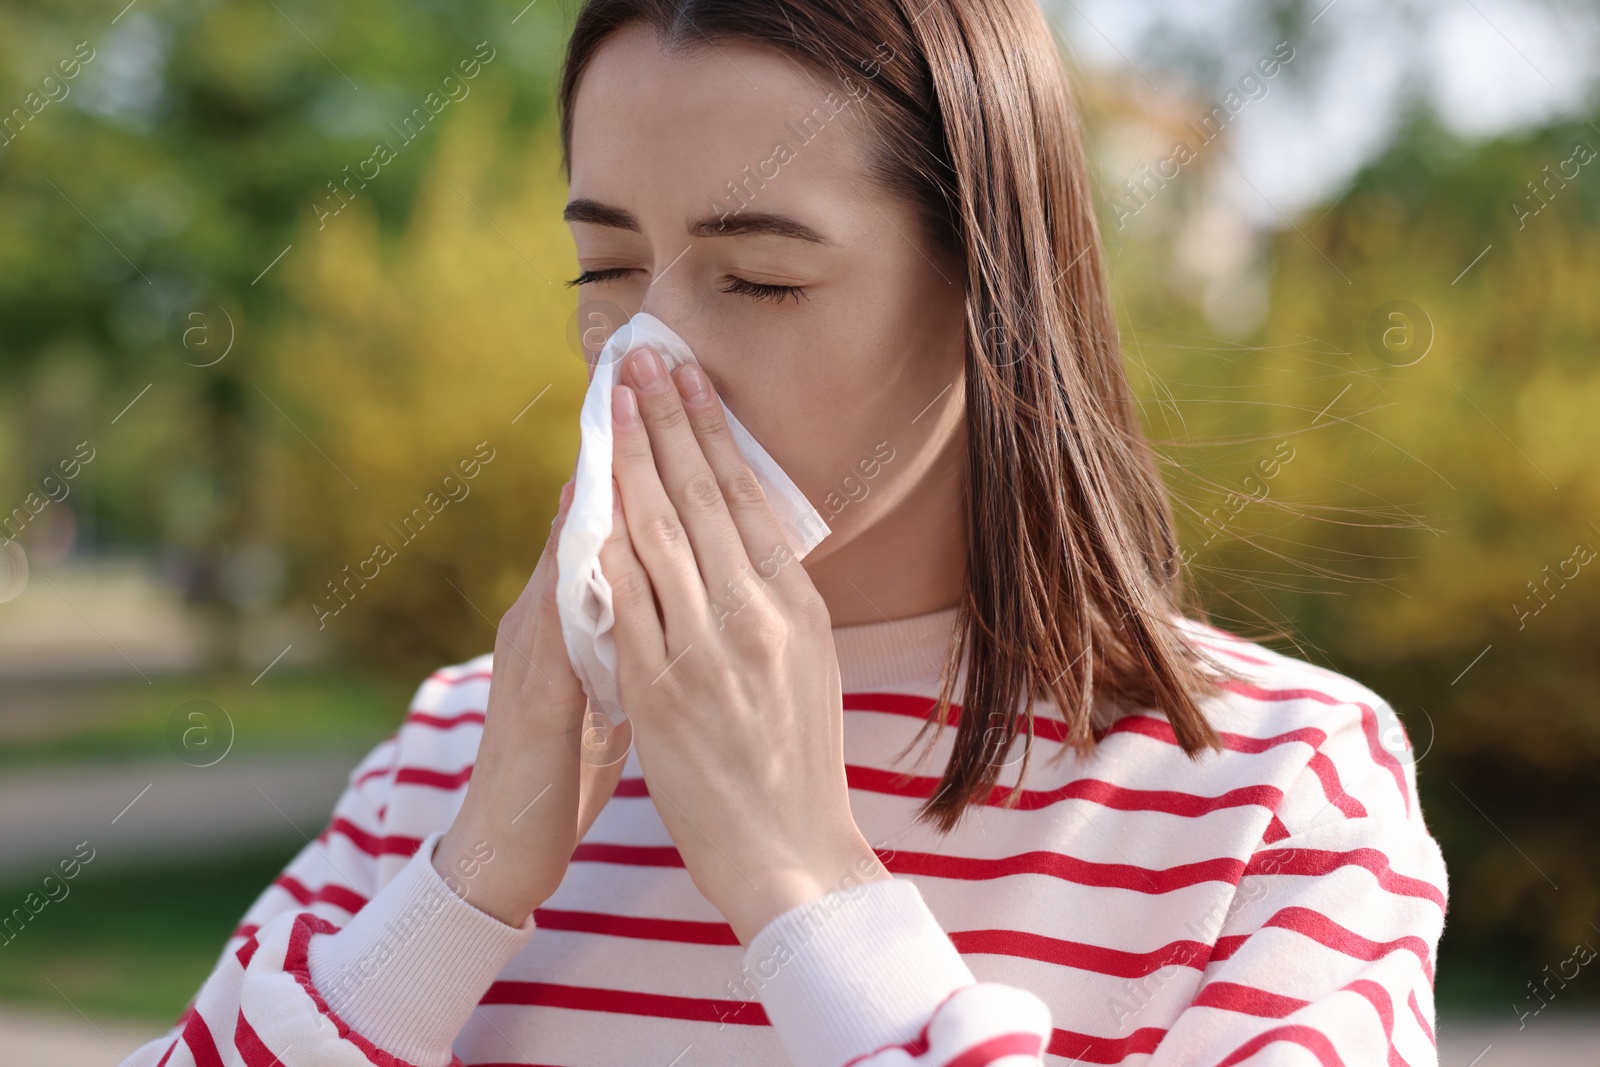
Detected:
[
  {"left": 684, "top": 471, "right": 724, "bottom": 510},
  {"left": 608, "top": 565, "right": 652, "bottom": 607},
  {"left": 649, "top": 399, "right": 689, "bottom": 432},
  {"left": 689, "top": 405, "right": 728, "bottom": 439},
  {"left": 724, "top": 469, "right": 766, "bottom": 508},
  {"left": 742, "top": 599, "right": 790, "bottom": 652},
  {"left": 645, "top": 511, "right": 685, "bottom": 547}
]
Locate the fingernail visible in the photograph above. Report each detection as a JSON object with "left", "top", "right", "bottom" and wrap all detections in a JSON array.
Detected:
[
  {"left": 628, "top": 347, "right": 664, "bottom": 387},
  {"left": 677, "top": 362, "right": 711, "bottom": 405},
  {"left": 613, "top": 385, "right": 639, "bottom": 424}
]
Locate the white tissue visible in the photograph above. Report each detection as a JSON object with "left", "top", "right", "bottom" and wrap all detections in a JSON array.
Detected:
[{"left": 555, "top": 311, "right": 831, "bottom": 726}]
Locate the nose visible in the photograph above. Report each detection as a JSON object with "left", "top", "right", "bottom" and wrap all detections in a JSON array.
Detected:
[{"left": 637, "top": 279, "right": 709, "bottom": 360}]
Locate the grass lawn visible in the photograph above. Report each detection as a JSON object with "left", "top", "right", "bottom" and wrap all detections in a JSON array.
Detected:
[
  {"left": 0, "top": 667, "right": 418, "bottom": 768},
  {"left": 0, "top": 839, "right": 305, "bottom": 1024}
]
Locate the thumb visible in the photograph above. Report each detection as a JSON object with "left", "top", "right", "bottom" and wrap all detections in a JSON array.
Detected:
[{"left": 552, "top": 478, "right": 575, "bottom": 530}]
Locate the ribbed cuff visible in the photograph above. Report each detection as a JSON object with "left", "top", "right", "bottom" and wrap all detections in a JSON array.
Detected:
[
  {"left": 306, "top": 830, "right": 536, "bottom": 1067},
  {"left": 740, "top": 877, "right": 976, "bottom": 1067}
]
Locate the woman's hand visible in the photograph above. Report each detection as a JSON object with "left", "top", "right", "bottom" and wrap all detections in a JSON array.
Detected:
[
  {"left": 600, "top": 346, "right": 891, "bottom": 946},
  {"left": 432, "top": 477, "right": 632, "bottom": 926}
]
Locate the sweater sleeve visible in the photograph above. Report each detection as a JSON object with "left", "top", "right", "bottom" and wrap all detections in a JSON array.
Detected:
[
  {"left": 1145, "top": 694, "right": 1450, "bottom": 1067},
  {"left": 740, "top": 876, "right": 1053, "bottom": 1067},
  {"left": 117, "top": 700, "right": 536, "bottom": 1067}
]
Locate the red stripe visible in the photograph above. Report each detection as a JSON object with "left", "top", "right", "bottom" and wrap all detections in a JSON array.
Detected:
[
  {"left": 846, "top": 763, "right": 1282, "bottom": 815},
  {"left": 848, "top": 985, "right": 1162, "bottom": 1066},
  {"left": 526, "top": 902, "right": 1217, "bottom": 982},
  {"left": 1408, "top": 988, "right": 1435, "bottom": 1047},
  {"left": 1308, "top": 751, "right": 1367, "bottom": 817},
  {"left": 1214, "top": 906, "right": 1435, "bottom": 984},
  {"left": 479, "top": 980, "right": 769, "bottom": 1026},
  {"left": 606, "top": 747, "right": 1286, "bottom": 818},
  {"left": 1107, "top": 716, "right": 1366, "bottom": 818},
  {"left": 1262, "top": 815, "right": 1290, "bottom": 843},
  {"left": 154, "top": 1037, "right": 178, "bottom": 1067},
  {"left": 279, "top": 912, "right": 464, "bottom": 1067},
  {"left": 325, "top": 816, "right": 423, "bottom": 858},
  {"left": 1106, "top": 714, "right": 1325, "bottom": 755},
  {"left": 1192, "top": 975, "right": 1410, "bottom": 1067},
  {"left": 845, "top": 985, "right": 974, "bottom": 1066},
  {"left": 234, "top": 928, "right": 261, "bottom": 969},
  {"left": 1342, "top": 978, "right": 1411, "bottom": 1067},
  {"left": 394, "top": 764, "right": 473, "bottom": 790},
  {"left": 844, "top": 690, "right": 1104, "bottom": 745},
  {"left": 1047, "top": 1026, "right": 1168, "bottom": 1063},
  {"left": 234, "top": 1010, "right": 279, "bottom": 1067},
  {"left": 615, "top": 762, "right": 1282, "bottom": 819},
  {"left": 1213, "top": 1024, "right": 1346, "bottom": 1067},
  {"left": 886, "top": 846, "right": 1242, "bottom": 894},
  {"left": 950, "top": 928, "right": 1210, "bottom": 978},
  {"left": 405, "top": 709, "right": 486, "bottom": 730},
  {"left": 425, "top": 667, "right": 492, "bottom": 687},
  {"left": 570, "top": 841, "right": 684, "bottom": 867},
  {"left": 570, "top": 839, "right": 1247, "bottom": 897},
  {"left": 530, "top": 907, "right": 738, "bottom": 945},
  {"left": 355, "top": 762, "right": 396, "bottom": 787},
  {"left": 1218, "top": 679, "right": 1410, "bottom": 816},
  {"left": 1357, "top": 700, "right": 1412, "bottom": 817},
  {"left": 1248, "top": 847, "right": 1446, "bottom": 909},
  {"left": 1192, "top": 980, "right": 1309, "bottom": 1017},
  {"left": 180, "top": 1008, "right": 225, "bottom": 1067},
  {"left": 274, "top": 873, "right": 369, "bottom": 914},
  {"left": 943, "top": 1031, "right": 1046, "bottom": 1067},
  {"left": 843, "top": 690, "right": 962, "bottom": 726}
]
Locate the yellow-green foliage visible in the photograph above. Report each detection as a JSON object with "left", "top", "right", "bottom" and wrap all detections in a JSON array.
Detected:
[{"left": 263, "top": 88, "right": 585, "bottom": 671}]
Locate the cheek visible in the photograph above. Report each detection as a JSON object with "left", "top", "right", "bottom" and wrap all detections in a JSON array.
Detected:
[
  {"left": 687, "top": 290, "right": 947, "bottom": 524},
  {"left": 689, "top": 321, "right": 859, "bottom": 485}
]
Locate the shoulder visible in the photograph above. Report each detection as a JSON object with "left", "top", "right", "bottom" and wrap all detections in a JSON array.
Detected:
[
  {"left": 1162, "top": 616, "right": 1421, "bottom": 828},
  {"left": 406, "top": 652, "right": 496, "bottom": 725},
  {"left": 346, "top": 652, "right": 495, "bottom": 822}
]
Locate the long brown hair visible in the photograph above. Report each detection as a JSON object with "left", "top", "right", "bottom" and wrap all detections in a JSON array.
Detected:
[{"left": 557, "top": 0, "right": 1247, "bottom": 832}]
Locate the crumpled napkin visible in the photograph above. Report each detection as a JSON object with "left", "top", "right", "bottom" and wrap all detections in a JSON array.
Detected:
[{"left": 555, "top": 311, "right": 831, "bottom": 726}]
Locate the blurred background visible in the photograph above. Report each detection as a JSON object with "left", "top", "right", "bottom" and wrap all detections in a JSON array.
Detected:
[{"left": 1, "top": 0, "right": 1596, "bottom": 1062}]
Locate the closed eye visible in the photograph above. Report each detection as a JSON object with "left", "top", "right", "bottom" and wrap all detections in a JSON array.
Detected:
[
  {"left": 718, "top": 276, "right": 808, "bottom": 305},
  {"left": 564, "top": 266, "right": 808, "bottom": 305},
  {"left": 564, "top": 266, "right": 635, "bottom": 288}
]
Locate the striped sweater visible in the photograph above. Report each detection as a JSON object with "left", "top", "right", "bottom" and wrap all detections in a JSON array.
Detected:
[{"left": 121, "top": 605, "right": 1449, "bottom": 1067}]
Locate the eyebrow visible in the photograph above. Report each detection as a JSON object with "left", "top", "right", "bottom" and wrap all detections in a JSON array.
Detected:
[{"left": 563, "top": 197, "right": 831, "bottom": 244}]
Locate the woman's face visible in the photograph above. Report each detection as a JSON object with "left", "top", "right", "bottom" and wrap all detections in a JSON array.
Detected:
[{"left": 566, "top": 23, "right": 966, "bottom": 568}]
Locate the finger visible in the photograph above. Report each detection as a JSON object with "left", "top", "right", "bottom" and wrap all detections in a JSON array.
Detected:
[
  {"left": 670, "top": 360, "right": 806, "bottom": 600},
  {"left": 598, "top": 469, "right": 666, "bottom": 670},
  {"left": 551, "top": 478, "right": 574, "bottom": 535},
  {"left": 534, "top": 478, "right": 575, "bottom": 592},
  {"left": 610, "top": 380, "right": 713, "bottom": 646},
  {"left": 620, "top": 347, "right": 753, "bottom": 599}
]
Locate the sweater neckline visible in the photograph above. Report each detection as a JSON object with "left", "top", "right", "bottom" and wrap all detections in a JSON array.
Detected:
[{"left": 830, "top": 603, "right": 962, "bottom": 692}]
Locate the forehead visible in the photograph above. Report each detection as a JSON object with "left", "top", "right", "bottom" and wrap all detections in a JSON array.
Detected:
[{"left": 568, "top": 22, "right": 871, "bottom": 212}]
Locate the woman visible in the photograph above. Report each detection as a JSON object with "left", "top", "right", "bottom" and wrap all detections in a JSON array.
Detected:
[{"left": 124, "top": 0, "right": 1449, "bottom": 1064}]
